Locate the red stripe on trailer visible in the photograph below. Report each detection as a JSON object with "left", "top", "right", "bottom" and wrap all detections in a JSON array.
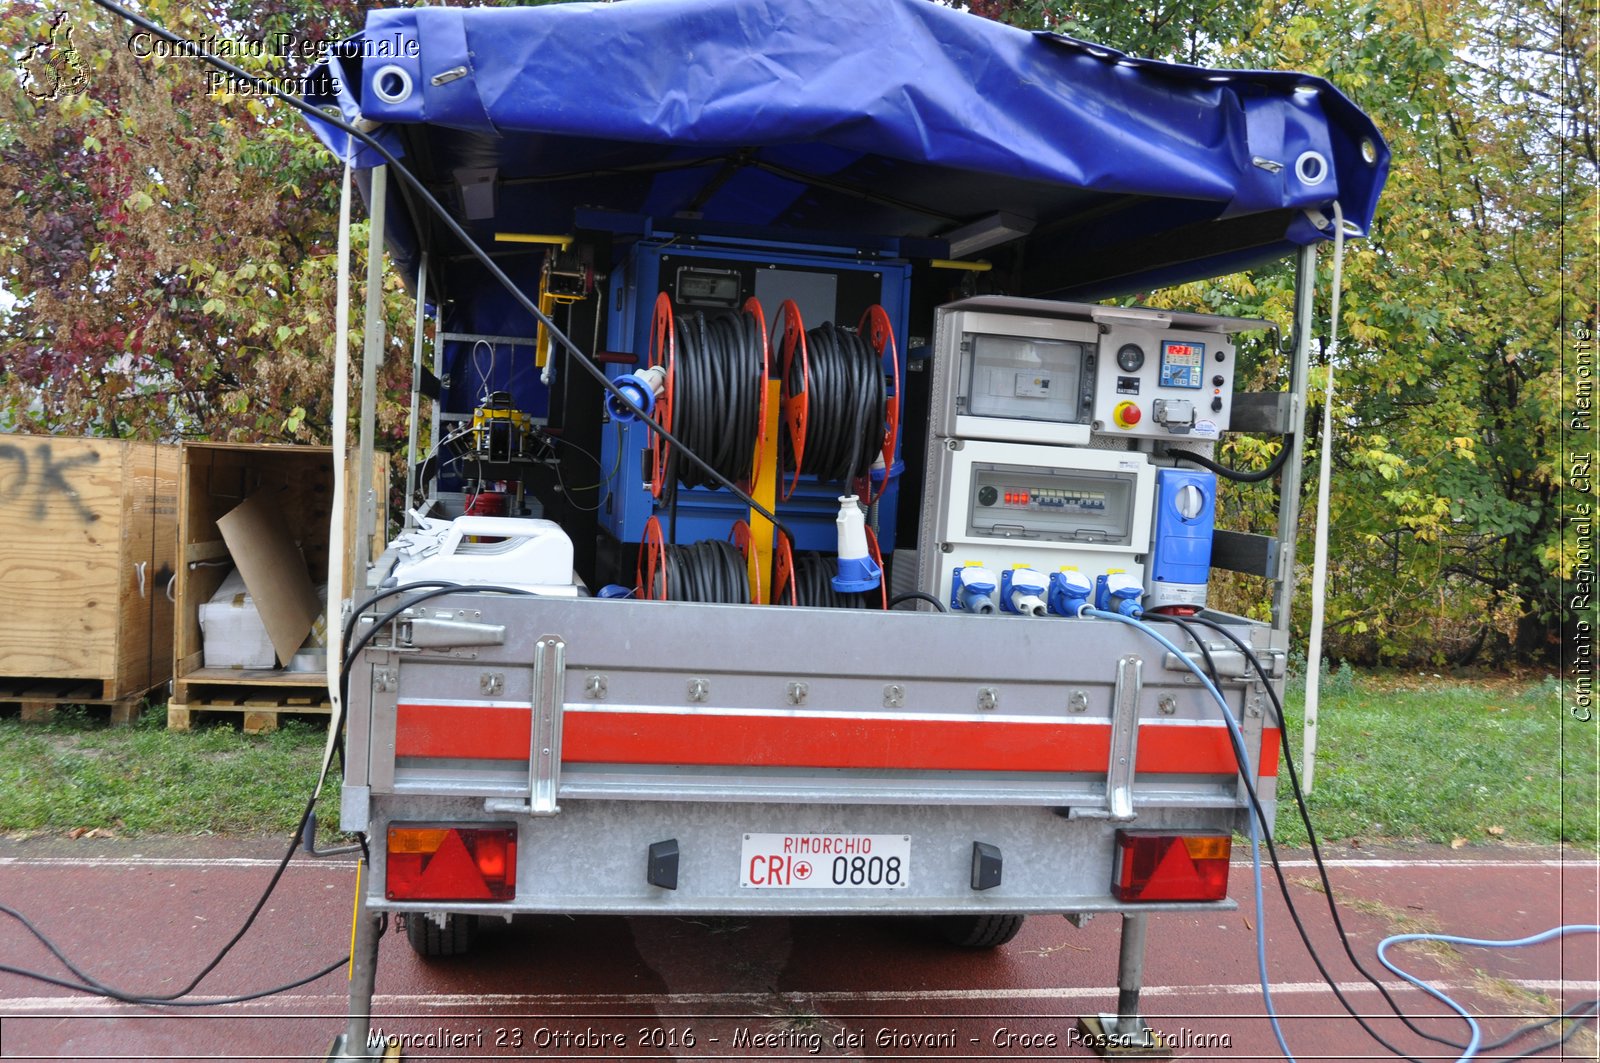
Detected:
[
  {"left": 395, "top": 705, "right": 1280, "bottom": 777},
  {"left": 1260, "top": 726, "right": 1281, "bottom": 778}
]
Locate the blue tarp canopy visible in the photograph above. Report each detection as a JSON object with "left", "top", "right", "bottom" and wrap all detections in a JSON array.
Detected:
[{"left": 304, "top": 0, "right": 1388, "bottom": 300}]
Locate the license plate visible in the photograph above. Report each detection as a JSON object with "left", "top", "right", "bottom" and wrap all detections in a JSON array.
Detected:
[{"left": 740, "top": 832, "right": 911, "bottom": 889}]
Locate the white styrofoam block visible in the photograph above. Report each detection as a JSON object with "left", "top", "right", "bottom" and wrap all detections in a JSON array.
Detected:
[{"left": 200, "top": 569, "right": 276, "bottom": 669}]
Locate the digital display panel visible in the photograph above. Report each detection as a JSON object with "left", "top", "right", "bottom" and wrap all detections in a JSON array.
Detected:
[
  {"left": 675, "top": 267, "right": 741, "bottom": 308},
  {"left": 1159, "top": 340, "right": 1205, "bottom": 389}
]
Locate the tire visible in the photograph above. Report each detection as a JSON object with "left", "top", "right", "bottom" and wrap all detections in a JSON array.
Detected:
[
  {"left": 405, "top": 913, "right": 477, "bottom": 958},
  {"left": 934, "top": 913, "right": 1026, "bottom": 948}
]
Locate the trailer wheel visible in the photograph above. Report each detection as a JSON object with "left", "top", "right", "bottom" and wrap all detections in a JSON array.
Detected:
[
  {"left": 934, "top": 913, "right": 1025, "bottom": 948},
  {"left": 405, "top": 913, "right": 477, "bottom": 958}
]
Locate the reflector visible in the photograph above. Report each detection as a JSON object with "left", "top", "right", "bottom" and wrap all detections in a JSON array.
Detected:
[
  {"left": 387, "top": 825, "right": 517, "bottom": 902},
  {"left": 1112, "top": 830, "right": 1230, "bottom": 903}
]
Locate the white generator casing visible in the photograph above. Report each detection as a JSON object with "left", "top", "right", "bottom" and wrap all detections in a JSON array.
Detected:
[{"left": 390, "top": 516, "right": 579, "bottom": 596}]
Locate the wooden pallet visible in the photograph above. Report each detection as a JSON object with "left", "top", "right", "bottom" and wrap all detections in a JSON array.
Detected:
[
  {"left": 167, "top": 690, "right": 333, "bottom": 735},
  {"left": 0, "top": 677, "right": 151, "bottom": 726}
]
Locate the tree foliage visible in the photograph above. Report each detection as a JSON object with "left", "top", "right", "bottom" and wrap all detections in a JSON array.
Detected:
[
  {"left": 2, "top": 0, "right": 1590, "bottom": 666},
  {"left": 0, "top": 0, "right": 412, "bottom": 443},
  {"left": 974, "top": 0, "right": 1594, "bottom": 666}
]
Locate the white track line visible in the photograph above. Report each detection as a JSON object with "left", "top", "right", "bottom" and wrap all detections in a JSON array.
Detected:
[
  {"left": 0, "top": 856, "right": 355, "bottom": 871},
  {"left": 4, "top": 981, "right": 1597, "bottom": 1015}
]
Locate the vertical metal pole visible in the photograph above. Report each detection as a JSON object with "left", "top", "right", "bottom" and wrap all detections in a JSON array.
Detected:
[
  {"left": 1112, "top": 912, "right": 1149, "bottom": 1037},
  {"left": 354, "top": 164, "right": 387, "bottom": 584},
  {"left": 403, "top": 252, "right": 429, "bottom": 529},
  {"left": 333, "top": 902, "right": 385, "bottom": 1061},
  {"left": 1271, "top": 243, "right": 1319, "bottom": 635},
  {"left": 429, "top": 289, "right": 444, "bottom": 507}
]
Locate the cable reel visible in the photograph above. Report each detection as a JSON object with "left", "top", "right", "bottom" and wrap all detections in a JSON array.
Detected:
[
  {"left": 648, "top": 294, "right": 770, "bottom": 501},
  {"left": 778, "top": 302, "right": 895, "bottom": 501},
  {"left": 772, "top": 526, "right": 887, "bottom": 609},
  {"left": 637, "top": 515, "right": 758, "bottom": 604}
]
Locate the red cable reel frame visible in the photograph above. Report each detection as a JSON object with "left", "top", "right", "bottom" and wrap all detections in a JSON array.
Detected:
[
  {"left": 772, "top": 533, "right": 798, "bottom": 606},
  {"left": 637, "top": 514, "right": 670, "bottom": 600},
  {"left": 647, "top": 292, "right": 675, "bottom": 499},
  {"left": 854, "top": 304, "right": 900, "bottom": 506},
  {"left": 771, "top": 528, "right": 886, "bottom": 609},
  {"left": 864, "top": 525, "right": 888, "bottom": 610},
  {"left": 774, "top": 299, "right": 810, "bottom": 501},
  {"left": 741, "top": 297, "right": 772, "bottom": 493}
]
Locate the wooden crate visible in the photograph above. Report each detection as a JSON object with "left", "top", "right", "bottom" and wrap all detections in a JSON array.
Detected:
[
  {"left": 0, "top": 435, "right": 178, "bottom": 720},
  {"left": 169, "top": 442, "right": 384, "bottom": 731}
]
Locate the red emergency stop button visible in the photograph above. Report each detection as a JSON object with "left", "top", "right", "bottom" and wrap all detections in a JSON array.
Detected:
[{"left": 1113, "top": 401, "right": 1142, "bottom": 429}]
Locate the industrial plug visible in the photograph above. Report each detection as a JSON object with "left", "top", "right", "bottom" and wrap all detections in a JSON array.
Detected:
[
  {"left": 606, "top": 365, "right": 667, "bottom": 422},
  {"left": 1095, "top": 572, "right": 1145, "bottom": 617},
  {"left": 1001, "top": 567, "right": 1049, "bottom": 616},
  {"left": 951, "top": 566, "right": 999, "bottom": 614},
  {"left": 1048, "top": 570, "right": 1093, "bottom": 617}
]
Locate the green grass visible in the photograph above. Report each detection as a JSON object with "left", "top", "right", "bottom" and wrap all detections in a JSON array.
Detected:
[
  {"left": 0, "top": 673, "right": 1593, "bottom": 848},
  {"left": 0, "top": 705, "right": 336, "bottom": 837},
  {"left": 1273, "top": 671, "right": 1597, "bottom": 849}
]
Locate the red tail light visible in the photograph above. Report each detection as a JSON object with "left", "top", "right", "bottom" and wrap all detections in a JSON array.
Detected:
[
  {"left": 386, "top": 825, "right": 517, "bottom": 902},
  {"left": 1112, "top": 830, "right": 1230, "bottom": 902}
]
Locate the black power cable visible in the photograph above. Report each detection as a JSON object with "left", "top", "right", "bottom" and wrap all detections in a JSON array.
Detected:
[
  {"left": 1158, "top": 612, "right": 1600, "bottom": 1062},
  {"left": 645, "top": 539, "right": 752, "bottom": 604},
  {"left": 888, "top": 590, "right": 946, "bottom": 612},
  {"left": 665, "top": 307, "right": 764, "bottom": 493},
  {"left": 783, "top": 551, "right": 878, "bottom": 609},
  {"left": 783, "top": 321, "right": 886, "bottom": 485},
  {"left": 0, "top": 582, "right": 515, "bottom": 1007},
  {"left": 1144, "top": 612, "right": 1463, "bottom": 1063},
  {"left": 1161, "top": 435, "right": 1293, "bottom": 483}
]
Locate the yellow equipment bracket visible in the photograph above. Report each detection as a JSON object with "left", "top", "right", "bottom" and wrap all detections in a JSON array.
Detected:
[
  {"left": 747, "top": 379, "right": 781, "bottom": 604},
  {"left": 523, "top": 237, "right": 586, "bottom": 368},
  {"left": 493, "top": 232, "right": 575, "bottom": 249},
  {"left": 535, "top": 286, "right": 557, "bottom": 368}
]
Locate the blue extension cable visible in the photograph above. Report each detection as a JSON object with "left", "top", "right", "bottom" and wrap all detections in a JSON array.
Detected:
[
  {"left": 1084, "top": 607, "right": 1297, "bottom": 1059},
  {"left": 1377, "top": 926, "right": 1600, "bottom": 1061},
  {"left": 1083, "top": 607, "right": 1600, "bottom": 1062}
]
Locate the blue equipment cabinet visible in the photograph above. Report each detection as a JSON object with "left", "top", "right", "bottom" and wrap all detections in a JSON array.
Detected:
[{"left": 599, "top": 236, "right": 911, "bottom": 551}]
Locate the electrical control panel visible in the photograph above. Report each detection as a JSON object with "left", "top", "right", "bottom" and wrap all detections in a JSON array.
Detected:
[
  {"left": 929, "top": 309, "right": 1100, "bottom": 446},
  {"left": 918, "top": 439, "right": 1154, "bottom": 613},
  {"left": 918, "top": 297, "right": 1268, "bottom": 617},
  {"left": 1089, "top": 309, "right": 1254, "bottom": 442}
]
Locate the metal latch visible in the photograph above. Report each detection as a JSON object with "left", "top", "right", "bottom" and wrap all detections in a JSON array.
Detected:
[
  {"left": 484, "top": 636, "right": 564, "bottom": 817},
  {"left": 398, "top": 617, "right": 506, "bottom": 649},
  {"left": 1161, "top": 646, "right": 1285, "bottom": 680},
  {"left": 1069, "top": 655, "right": 1141, "bottom": 822}
]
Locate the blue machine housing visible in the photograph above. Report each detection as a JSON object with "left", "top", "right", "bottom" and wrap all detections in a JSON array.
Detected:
[
  {"left": 599, "top": 236, "right": 911, "bottom": 551},
  {"left": 1148, "top": 468, "right": 1218, "bottom": 610}
]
